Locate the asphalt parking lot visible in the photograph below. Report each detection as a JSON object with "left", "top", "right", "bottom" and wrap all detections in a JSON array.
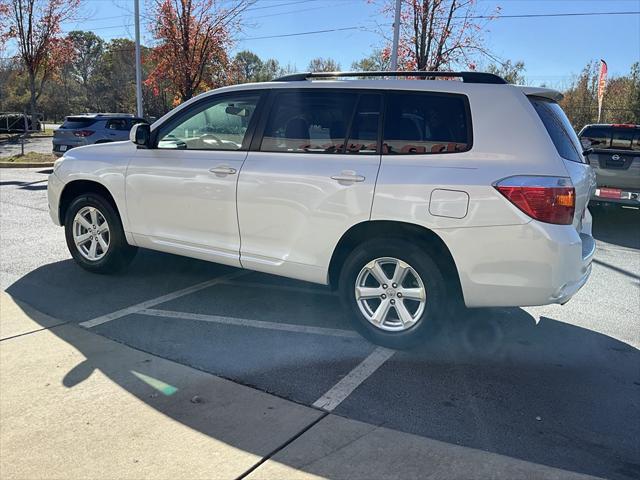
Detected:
[
  {"left": 0, "top": 135, "right": 54, "bottom": 157},
  {"left": 1, "top": 167, "right": 639, "bottom": 479}
]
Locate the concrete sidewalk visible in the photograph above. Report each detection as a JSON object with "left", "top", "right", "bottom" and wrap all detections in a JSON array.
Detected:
[{"left": 0, "top": 293, "right": 599, "bottom": 479}]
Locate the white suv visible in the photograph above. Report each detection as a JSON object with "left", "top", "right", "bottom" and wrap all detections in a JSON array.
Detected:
[{"left": 47, "top": 71, "right": 596, "bottom": 348}]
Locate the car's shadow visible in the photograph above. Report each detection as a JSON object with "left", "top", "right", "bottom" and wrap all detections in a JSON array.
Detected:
[
  {"left": 590, "top": 206, "right": 640, "bottom": 250},
  {"left": 6, "top": 253, "right": 640, "bottom": 480},
  {"left": 0, "top": 179, "right": 48, "bottom": 191}
]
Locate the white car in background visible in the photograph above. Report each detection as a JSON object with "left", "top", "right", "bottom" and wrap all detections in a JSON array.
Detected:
[{"left": 47, "top": 71, "right": 596, "bottom": 348}]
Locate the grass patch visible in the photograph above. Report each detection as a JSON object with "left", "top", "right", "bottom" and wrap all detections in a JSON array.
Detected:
[
  {"left": 0, "top": 132, "right": 53, "bottom": 141},
  {"left": 0, "top": 152, "right": 56, "bottom": 163}
]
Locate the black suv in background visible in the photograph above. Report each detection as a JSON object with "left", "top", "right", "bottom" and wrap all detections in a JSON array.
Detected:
[
  {"left": 579, "top": 123, "right": 640, "bottom": 207},
  {"left": 53, "top": 113, "right": 148, "bottom": 157}
]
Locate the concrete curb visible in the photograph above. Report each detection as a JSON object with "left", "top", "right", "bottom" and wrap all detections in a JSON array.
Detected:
[{"left": 0, "top": 162, "right": 54, "bottom": 168}]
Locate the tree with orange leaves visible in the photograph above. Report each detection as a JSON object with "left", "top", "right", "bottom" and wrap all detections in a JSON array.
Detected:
[
  {"left": 0, "top": 0, "right": 79, "bottom": 119},
  {"left": 374, "top": 0, "right": 500, "bottom": 71},
  {"left": 146, "top": 0, "right": 253, "bottom": 104}
]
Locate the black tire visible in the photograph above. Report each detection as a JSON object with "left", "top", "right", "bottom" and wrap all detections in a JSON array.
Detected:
[
  {"left": 339, "top": 238, "right": 448, "bottom": 349},
  {"left": 64, "top": 193, "right": 137, "bottom": 274}
]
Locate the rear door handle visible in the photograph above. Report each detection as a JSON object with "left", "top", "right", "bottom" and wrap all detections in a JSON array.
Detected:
[
  {"left": 331, "top": 171, "right": 365, "bottom": 183},
  {"left": 209, "top": 166, "right": 237, "bottom": 176}
]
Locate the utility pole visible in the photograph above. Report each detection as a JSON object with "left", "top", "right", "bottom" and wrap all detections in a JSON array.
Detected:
[
  {"left": 134, "top": 0, "right": 143, "bottom": 117},
  {"left": 390, "top": 0, "right": 402, "bottom": 70}
]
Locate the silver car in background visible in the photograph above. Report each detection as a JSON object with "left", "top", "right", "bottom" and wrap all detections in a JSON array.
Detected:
[{"left": 53, "top": 113, "right": 148, "bottom": 157}]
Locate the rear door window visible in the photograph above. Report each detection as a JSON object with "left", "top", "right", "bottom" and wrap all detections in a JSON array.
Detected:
[
  {"left": 529, "top": 97, "right": 584, "bottom": 163},
  {"left": 345, "top": 94, "right": 382, "bottom": 154},
  {"left": 382, "top": 92, "right": 471, "bottom": 154},
  {"left": 260, "top": 90, "right": 358, "bottom": 153},
  {"left": 62, "top": 117, "right": 97, "bottom": 129}
]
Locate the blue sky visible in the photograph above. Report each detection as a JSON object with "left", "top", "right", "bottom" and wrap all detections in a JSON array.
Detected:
[{"left": 55, "top": 0, "right": 640, "bottom": 88}]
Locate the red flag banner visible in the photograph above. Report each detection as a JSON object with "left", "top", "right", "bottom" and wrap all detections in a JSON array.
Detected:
[{"left": 597, "top": 60, "right": 608, "bottom": 122}]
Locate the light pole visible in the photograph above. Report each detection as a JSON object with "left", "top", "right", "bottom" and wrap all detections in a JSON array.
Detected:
[
  {"left": 390, "top": 0, "right": 401, "bottom": 71},
  {"left": 134, "top": 0, "right": 143, "bottom": 117}
]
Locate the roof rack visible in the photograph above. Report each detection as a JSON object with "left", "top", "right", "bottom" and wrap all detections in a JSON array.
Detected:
[{"left": 274, "top": 71, "right": 507, "bottom": 84}]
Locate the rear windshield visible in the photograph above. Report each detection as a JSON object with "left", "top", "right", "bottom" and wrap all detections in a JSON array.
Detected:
[
  {"left": 581, "top": 126, "right": 640, "bottom": 151},
  {"left": 529, "top": 97, "right": 584, "bottom": 163},
  {"left": 61, "top": 117, "right": 97, "bottom": 129}
]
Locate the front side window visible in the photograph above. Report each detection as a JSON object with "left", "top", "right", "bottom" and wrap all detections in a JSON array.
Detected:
[
  {"left": 383, "top": 92, "right": 471, "bottom": 155},
  {"left": 158, "top": 94, "right": 260, "bottom": 150},
  {"left": 260, "top": 91, "right": 358, "bottom": 153}
]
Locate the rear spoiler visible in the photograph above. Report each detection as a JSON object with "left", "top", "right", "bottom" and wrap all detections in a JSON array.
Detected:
[{"left": 517, "top": 86, "right": 563, "bottom": 102}]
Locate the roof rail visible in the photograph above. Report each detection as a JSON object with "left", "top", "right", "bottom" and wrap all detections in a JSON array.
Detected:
[{"left": 274, "top": 71, "right": 507, "bottom": 84}]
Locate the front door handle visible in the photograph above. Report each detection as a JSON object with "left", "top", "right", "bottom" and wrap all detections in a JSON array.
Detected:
[
  {"left": 209, "top": 166, "right": 237, "bottom": 176},
  {"left": 331, "top": 171, "right": 365, "bottom": 183}
]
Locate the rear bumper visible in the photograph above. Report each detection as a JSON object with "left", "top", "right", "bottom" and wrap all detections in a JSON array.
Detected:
[
  {"left": 590, "top": 187, "right": 640, "bottom": 207},
  {"left": 52, "top": 138, "right": 89, "bottom": 157},
  {"left": 438, "top": 220, "right": 595, "bottom": 308}
]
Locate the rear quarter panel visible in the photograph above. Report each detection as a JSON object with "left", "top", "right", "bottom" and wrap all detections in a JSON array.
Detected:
[
  {"left": 372, "top": 84, "right": 568, "bottom": 229},
  {"left": 371, "top": 85, "right": 578, "bottom": 307}
]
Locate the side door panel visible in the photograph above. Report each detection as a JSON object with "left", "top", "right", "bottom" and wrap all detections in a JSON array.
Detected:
[
  {"left": 126, "top": 149, "right": 248, "bottom": 265},
  {"left": 125, "top": 91, "right": 263, "bottom": 267},
  {"left": 237, "top": 90, "right": 382, "bottom": 284}
]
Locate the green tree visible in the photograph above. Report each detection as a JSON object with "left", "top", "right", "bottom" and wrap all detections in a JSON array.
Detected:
[
  {"left": 486, "top": 60, "right": 525, "bottom": 84},
  {"left": 232, "top": 50, "right": 263, "bottom": 83},
  {"left": 351, "top": 49, "right": 389, "bottom": 71},
  {"left": 92, "top": 38, "right": 137, "bottom": 113},
  {"left": 67, "top": 30, "right": 104, "bottom": 106},
  {"left": 308, "top": 57, "right": 340, "bottom": 72}
]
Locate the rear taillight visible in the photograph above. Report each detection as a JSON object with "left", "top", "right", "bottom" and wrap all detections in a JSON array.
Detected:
[
  {"left": 494, "top": 176, "right": 575, "bottom": 225},
  {"left": 73, "top": 130, "right": 94, "bottom": 137}
]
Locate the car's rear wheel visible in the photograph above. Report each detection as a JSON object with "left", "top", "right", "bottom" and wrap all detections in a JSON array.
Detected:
[
  {"left": 64, "top": 193, "right": 137, "bottom": 273},
  {"left": 339, "top": 238, "right": 447, "bottom": 349}
]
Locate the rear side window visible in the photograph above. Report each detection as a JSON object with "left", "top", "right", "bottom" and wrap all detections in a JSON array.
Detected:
[
  {"left": 529, "top": 97, "right": 584, "bottom": 163},
  {"left": 611, "top": 129, "right": 637, "bottom": 150},
  {"left": 383, "top": 92, "right": 471, "bottom": 155},
  {"left": 106, "top": 119, "right": 129, "bottom": 130},
  {"left": 260, "top": 91, "right": 358, "bottom": 153},
  {"left": 62, "top": 117, "right": 97, "bottom": 129}
]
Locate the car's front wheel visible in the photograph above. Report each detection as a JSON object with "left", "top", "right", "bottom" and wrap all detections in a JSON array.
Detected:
[
  {"left": 339, "top": 239, "right": 447, "bottom": 349},
  {"left": 64, "top": 193, "right": 137, "bottom": 273}
]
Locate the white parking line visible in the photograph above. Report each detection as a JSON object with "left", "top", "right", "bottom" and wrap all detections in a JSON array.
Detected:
[
  {"left": 312, "top": 346, "right": 396, "bottom": 411},
  {"left": 138, "top": 308, "right": 360, "bottom": 338},
  {"left": 79, "top": 271, "right": 247, "bottom": 328}
]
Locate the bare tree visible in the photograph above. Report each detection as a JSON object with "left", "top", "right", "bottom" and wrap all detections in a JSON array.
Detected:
[
  {"left": 0, "top": 0, "right": 79, "bottom": 118},
  {"left": 375, "top": 0, "right": 500, "bottom": 71}
]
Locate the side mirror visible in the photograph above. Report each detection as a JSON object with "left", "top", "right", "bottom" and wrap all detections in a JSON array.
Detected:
[{"left": 130, "top": 123, "right": 151, "bottom": 148}]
